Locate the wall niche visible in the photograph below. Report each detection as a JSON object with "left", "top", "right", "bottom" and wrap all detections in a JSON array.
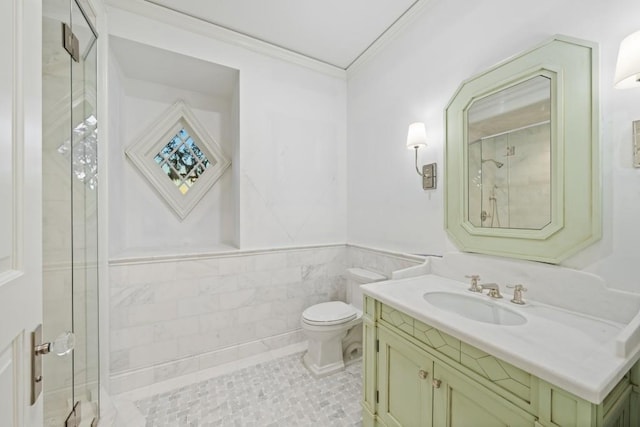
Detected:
[{"left": 109, "top": 36, "right": 240, "bottom": 256}]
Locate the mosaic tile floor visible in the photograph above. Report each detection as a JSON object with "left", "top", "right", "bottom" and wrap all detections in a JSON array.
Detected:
[{"left": 135, "top": 353, "right": 363, "bottom": 426}]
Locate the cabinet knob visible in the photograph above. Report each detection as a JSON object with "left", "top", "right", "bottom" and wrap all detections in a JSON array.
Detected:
[
  {"left": 432, "top": 379, "right": 442, "bottom": 388},
  {"left": 418, "top": 370, "right": 428, "bottom": 380}
]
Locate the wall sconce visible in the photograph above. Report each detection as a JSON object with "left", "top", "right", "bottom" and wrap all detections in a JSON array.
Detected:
[
  {"left": 615, "top": 29, "right": 640, "bottom": 89},
  {"left": 406, "top": 122, "right": 437, "bottom": 189},
  {"left": 615, "top": 30, "right": 640, "bottom": 167}
]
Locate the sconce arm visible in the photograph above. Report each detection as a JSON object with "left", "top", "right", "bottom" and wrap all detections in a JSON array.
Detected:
[{"left": 414, "top": 146, "right": 423, "bottom": 176}]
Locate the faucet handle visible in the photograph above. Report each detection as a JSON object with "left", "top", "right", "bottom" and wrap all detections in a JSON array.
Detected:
[
  {"left": 507, "top": 284, "right": 527, "bottom": 305},
  {"left": 465, "top": 275, "right": 481, "bottom": 292}
]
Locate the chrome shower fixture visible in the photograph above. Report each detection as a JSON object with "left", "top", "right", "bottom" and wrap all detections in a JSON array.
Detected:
[{"left": 482, "top": 158, "right": 504, "bottom": 168}]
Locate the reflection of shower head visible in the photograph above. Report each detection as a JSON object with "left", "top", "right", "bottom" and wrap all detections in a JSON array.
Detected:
[{"left": 482, "top": 158, "right": 504, "bottom": 168}]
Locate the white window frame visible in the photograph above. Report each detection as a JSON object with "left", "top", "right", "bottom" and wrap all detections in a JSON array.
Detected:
[{"left": 125, "top": 100, "right": 231, "bottom": 220}]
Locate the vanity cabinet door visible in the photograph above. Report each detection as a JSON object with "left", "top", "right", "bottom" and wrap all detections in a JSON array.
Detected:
[
  {"left": 432, "top": 362, "right": 537, "bottom": 427},
  {"left": 377, "top": 327, "right": 434, "bottom": 427}
]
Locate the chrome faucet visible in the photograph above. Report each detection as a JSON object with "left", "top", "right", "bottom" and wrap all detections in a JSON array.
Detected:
[
  {"left": 465, "top": 275, "right": 482, "bottom": 292},
  {"left": 480, "top": 283, "right": 503, "bottom": 299},
  {"left": 507, "top": 284, "right": 527, "bottom": 305}
]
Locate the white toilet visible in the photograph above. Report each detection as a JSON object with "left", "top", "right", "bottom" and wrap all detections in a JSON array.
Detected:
[{"left": 301, "top": 267, "right": 387, "bottom": 377}]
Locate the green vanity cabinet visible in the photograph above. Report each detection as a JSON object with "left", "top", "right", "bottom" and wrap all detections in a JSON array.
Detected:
[{"left": 362, "top": 296, "right": 639, "bottom": 427}]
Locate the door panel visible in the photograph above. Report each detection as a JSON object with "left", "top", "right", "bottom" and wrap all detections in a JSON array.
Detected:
[
  {"left": 0, "top": 0, "right": 12, "bottom": 273},
  {"left": 378, "top": 327, "right": 433, "bottom": 427},
  {"left": 0, "top": 0, "right": 43, "bottom": 425},
  {"left": 433, "top": 362, "right": 536, "bottom": 427},
  {"left": 0, "top": 343, "right": 18, "bottom": 426}
]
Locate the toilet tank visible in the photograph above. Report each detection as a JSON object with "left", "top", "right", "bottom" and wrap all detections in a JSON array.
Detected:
[{"left": 346, "top": 268, "right": 387, "bottom": 310}]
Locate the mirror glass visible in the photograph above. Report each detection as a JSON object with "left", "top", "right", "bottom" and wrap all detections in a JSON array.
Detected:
[{"left": 467, "top": 76, "right": 551, "bottom": 229}]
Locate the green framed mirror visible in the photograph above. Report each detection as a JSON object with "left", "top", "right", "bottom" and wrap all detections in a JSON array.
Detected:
[{"left": 445, "top": 36, "right": 600, "bottom": 263}]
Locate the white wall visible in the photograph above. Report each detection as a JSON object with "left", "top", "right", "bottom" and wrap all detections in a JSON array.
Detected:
[
  {"left": 347, "top": 0, "right": 640, "bottom": 291},
  {"left": 107, "top": 52, "right": 125, "bottom": 255},
  {"left": 104, "top": 4, "right": 349, "bottom": 391},
  {"left": 107, "top": 6, "right": 348, "bottom": 254}
]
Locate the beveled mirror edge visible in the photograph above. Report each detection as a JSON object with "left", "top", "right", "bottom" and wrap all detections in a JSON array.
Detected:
[{"left": 444, "top": 35, "right": 601, "bottom": 264}]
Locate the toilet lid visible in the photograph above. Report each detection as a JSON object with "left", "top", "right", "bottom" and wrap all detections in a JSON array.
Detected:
[{"left": 302, "top": 301, "right": 357, "bottom": 326}]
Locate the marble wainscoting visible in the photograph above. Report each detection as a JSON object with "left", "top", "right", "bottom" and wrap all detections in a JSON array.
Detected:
[
  {"left": 108, "top": 244, "right": 425, "bottom": 393},
  {"left": 346, "top": 244, "right": 425, "bottom": 278}
]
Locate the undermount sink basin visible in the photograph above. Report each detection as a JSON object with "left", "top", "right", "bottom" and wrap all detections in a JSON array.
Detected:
[{"left": 424, "top": 291, "right": 527, "bottom": 326}]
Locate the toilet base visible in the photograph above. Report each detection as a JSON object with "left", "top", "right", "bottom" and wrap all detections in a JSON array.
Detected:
[
  {"left": 302, "top": 323, "right": 363, "bottom": 377},
  {"left": 302, "top": 352, "right": 345, "bottom": 377},
  {"left": 342, "top": 324, "right": 363, "bottom": 363}
]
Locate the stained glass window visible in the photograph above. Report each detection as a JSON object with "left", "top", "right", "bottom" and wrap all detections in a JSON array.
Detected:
[{"left": 154, "top": 128, "right": 216, "bottom": 194}]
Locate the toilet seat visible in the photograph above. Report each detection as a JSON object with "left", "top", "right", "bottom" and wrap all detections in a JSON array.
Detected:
[{"left": 302, "top": 301, "right": 357, "bottom": 326}]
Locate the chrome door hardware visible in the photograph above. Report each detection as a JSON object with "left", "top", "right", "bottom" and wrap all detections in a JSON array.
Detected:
[
  {"left": 34, "top": 342, "right": 51, "bottom": 356},
  {"left": 31, "top": 324, "right": 44, "bottom": 405},
  {"left": 31, "top": 325, "right": 75, "bottom": 405},
  {"left": 418, "top": 370, "right": 429, "bottom": 380},
  {"left": 65, "top": 401, "right": 80, "bottom": 427},
  {"left": 432, "top": 379, "right": 442, "bottom": 389},
  {"left": 62, "top": 22, "right": 80, "bottom": 62}
]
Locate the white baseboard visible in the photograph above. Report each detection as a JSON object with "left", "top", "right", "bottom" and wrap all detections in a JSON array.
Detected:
[{"left": 109, "top": 329, "right": 305, "bottom": 394}]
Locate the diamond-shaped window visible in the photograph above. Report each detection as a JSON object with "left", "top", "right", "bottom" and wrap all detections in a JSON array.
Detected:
[
  {"left": 125, "top": 101, "right": 230, "bottom": 219},
  {"left": 153, "top": 128, "right": 215, "bottom": 195}
]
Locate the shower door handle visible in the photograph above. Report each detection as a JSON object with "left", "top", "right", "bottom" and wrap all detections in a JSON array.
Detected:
[
  {"left": 31, "top": 325, "right": 75, "bottom": 405},
  {"left": 35, "top": 330, "right": 75, "bottom": 356}
]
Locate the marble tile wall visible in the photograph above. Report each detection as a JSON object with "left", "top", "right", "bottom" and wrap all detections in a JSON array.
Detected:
[
  {"left": 108, "top": 244, "right": 423, "bottom": 393},
  {"left": 346, "top": 245, "right": 424, "bottom": 278}
]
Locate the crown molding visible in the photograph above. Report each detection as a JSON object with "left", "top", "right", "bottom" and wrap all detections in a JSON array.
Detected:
[
  {"left": 105, "top": 0, "right": 431, "bottom": 78},
  {"left": 346, "top": 0, "right": 430, "bottom": 78},
  {"left": 105, "top": 0, "right": 347, "bottom": 79}
]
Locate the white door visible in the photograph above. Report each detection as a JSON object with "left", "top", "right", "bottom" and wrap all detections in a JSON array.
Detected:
[{"left": 0, "top": 0, "right": 44, "bottom": 425}]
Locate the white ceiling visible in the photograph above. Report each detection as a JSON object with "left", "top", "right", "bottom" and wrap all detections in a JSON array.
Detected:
[{"left": 142, "top": 0, "right": 422, "bottom": 69}]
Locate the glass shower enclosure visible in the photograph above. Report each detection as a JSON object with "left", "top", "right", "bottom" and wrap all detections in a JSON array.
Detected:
[{"left": 42, "top": 0, "right": 99, "bottom": 425}]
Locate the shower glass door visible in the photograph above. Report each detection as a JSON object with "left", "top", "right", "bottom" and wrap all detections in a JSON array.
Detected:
[
  {"left": 42, "top": 0, "right": 99, "bottom": 425},
  {"left": 71, "top": 0, "right": 99, "bottom": 420}
]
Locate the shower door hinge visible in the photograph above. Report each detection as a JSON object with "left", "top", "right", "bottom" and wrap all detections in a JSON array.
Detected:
[
  {"left": 65, "top": 401, "right": 81, "bottom": 427},
  {"left": 62, "top": 22, "right": 80, "bottom": 63}
]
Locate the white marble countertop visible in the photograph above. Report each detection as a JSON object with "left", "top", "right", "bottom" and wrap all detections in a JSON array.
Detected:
[{"left": 362, "top": 273, "right": 640, "bottom": 404}]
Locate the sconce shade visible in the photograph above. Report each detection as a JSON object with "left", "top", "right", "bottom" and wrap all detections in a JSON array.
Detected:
[
  {"left": 406, "top": 122, "right": 427, "bottom": 148},
  {"left": 615, "top": 30, "right": 640, "bottom": 89}
]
